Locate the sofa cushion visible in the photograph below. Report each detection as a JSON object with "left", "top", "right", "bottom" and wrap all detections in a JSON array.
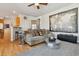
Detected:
[
  {"left": 27, "top": 29, "right": 49, "bottom": 36},
  {"left": 37, "top": 30, "right": 43, "bottom": 36},
  {"left": 31, "top": 31, "right": 35, "bottom": 36},
  {"left": 34, "top": 30, "right": 39, "bottom": 36}
]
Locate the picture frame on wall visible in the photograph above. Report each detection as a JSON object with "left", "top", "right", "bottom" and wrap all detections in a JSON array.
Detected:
[{"left": 49, "top": 8, "right": 78, "bottom": 33}]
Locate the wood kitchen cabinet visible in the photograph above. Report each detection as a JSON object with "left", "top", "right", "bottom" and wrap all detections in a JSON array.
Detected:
[
  {"left": 0, "top": 19, "right": 4, "bottom": 39},
  {"left": 0, "top": 29, "right": 4, "bottom": 38}
]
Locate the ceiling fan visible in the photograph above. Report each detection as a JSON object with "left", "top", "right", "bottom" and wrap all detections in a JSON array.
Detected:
[{"left": 28, "top": 3, "right": 48, "bottom": 9}]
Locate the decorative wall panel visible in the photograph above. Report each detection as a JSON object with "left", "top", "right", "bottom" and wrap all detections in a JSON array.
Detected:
[{"left": 49, "top": 8, "right": 78, "bottom": 33}]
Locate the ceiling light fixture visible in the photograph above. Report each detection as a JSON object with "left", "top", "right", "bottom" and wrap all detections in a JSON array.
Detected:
[
  {"left": 13, "top": 10, "right": 16, "bottom": 14},
  {"left": 35, "top": 3, "right": 39, "bottom": 6},
  {"left": 28, "top": 3, "right": 48, "bottom": 9}
]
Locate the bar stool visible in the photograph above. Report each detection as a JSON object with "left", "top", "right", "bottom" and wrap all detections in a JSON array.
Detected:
[{"left": 18, "top": 30, "right": 25, "bottom": 45}]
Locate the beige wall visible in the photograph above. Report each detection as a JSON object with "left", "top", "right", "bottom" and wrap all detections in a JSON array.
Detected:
[
  {"left": 39, "top": 15, "right": 49, "bottom": 29},
  {"left": 35, "top": 4, "right": 79, "bottom": 31},
  {"left": 19, "top": 15, "right": 35, "bottom": 30}
]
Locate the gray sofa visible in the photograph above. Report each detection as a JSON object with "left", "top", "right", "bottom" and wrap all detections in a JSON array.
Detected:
[{"left": 25, "top": 29, "right": 49, "bottom": 46}]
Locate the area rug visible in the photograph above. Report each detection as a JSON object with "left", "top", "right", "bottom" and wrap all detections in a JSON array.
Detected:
[{"left": 17, "top": 41, "right": 79, "bottom": 56}]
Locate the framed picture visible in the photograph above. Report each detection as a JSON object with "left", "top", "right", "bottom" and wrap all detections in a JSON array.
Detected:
[{"left": 49, "top": 8, "right": 78, "bottom": 33}]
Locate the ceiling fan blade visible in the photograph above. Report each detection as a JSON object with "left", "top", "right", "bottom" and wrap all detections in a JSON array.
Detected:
[
  {"left": 37, "top": 6, "right": 40, "bottom": 9},
  {"left": 39, "top": 3, "right": 48, "bottom": 5},
  {"left": 28, "top": 3, "right": 35, "bottom": 7}
]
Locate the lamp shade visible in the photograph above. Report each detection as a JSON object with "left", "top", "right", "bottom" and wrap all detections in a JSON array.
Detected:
[{"left": 16, "top": 16, "right": 20, "bottom": 27}]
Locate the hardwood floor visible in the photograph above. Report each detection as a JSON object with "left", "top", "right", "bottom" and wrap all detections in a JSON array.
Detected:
[
  {"left": 0, "top": 29, "right": 44, "bottom": 56},
  {"left": 0, "top": 29, "right": 31, "bottom": 56}
]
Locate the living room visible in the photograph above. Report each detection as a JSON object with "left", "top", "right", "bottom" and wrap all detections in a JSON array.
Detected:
[{"left": 0, "top": 3, "right": 79, "bottom": 56}]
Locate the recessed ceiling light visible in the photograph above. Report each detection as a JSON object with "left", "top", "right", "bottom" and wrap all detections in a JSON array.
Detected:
[{"left": 13, "top": 10, "right": 16, "bottom": 14}]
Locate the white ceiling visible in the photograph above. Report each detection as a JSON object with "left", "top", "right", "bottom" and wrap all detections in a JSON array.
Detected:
[{"left": 0, "top": 3, "right": 73, "bottom": 17}]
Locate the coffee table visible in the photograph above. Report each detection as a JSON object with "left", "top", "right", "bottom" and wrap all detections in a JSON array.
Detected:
[
  {"left": 47, "top": 39, "right": 61, "bottom": 49},
  {"left": 45, "top": 33, "right": 60, "bottom": 49}
]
